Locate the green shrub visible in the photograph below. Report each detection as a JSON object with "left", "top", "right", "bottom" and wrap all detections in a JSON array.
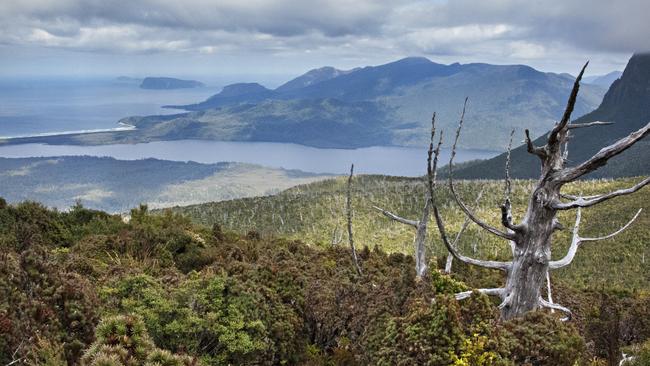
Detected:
[
  {"left": 81, "top": 314, "right": 198, "bottom": 366},
  {"left": 501, "top": 311, "right": 585, "bottom": 366}
]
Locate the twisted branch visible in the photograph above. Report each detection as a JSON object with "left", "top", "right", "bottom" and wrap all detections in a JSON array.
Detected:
[
  {"left": 501, "top": 129, "right": 523, "bottom": 232},
  {"left": 372, "top": 206, "right": 418, "bottom": 227},
  {"left": 553, "top": 177, "right": 650, "bottom": 209},
  {"left": 549, "top": 207, "right": 642, "bottom": 270},
  {"left": 525, "top": 129, "right": 546, "bottom": 158},
  {"left": 539, "top": 298, "right": 572, "bottom": 321},
  {"left": 433, "top": 205, "right": 510, "bottom": 271},
  {"left": 445, "top": 189, "right": 484, "bottom": 273},
  {"left": 455, "top": 288, "right": 504, "bottom": 300},
  {"left": 554, "top": 122, "right": 650, "bottom": 183}
]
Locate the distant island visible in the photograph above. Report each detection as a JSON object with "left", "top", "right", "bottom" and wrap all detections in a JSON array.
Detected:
[{"left": 140, "top": 77, "right": 205, "bottom": 89}]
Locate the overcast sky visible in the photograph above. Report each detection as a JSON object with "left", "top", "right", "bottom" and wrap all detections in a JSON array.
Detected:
[{"left": 1, "top": 0, "right": 648, "bottom": 85}]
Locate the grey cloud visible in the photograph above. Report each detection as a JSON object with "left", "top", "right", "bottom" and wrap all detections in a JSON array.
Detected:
[
  {"left": 1, "top": 0, "right": 399, "bottom": 37},
  {"left": 395, "top": 0, "right": 650, "bottom": 53},
  {"left": 0, "top": 0, "right": 646, "bottom": 75}
]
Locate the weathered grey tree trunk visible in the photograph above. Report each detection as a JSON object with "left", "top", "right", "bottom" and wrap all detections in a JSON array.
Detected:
[
  {"left": 375, "top": 113, "right": 480, "bottom": 279},
  {"left": 430, "top": 63, "right": 650, "bottom": 320},
  {"left": 374, "top": 198, "right": 431, "bottom": 278}
]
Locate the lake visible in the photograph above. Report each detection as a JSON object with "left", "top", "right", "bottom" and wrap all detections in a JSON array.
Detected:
[{"left": 0, "top": 139, "right": 496, "bottom": 176}]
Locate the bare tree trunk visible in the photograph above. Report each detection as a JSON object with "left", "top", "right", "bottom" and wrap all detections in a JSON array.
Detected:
[
  {"left": 414, "top": 199, "right": 430, "bottom": 277},
  {"left": 430, "top": 63, "right": 650, "bottom": 320}
]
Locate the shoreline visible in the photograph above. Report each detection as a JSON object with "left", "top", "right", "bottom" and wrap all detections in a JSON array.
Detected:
[{"left": 0, "top": 122, "right": 136, "bottom": 140}]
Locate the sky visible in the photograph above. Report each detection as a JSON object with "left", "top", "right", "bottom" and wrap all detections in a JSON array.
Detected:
[{"left": 1, "top": 0, "right": 649, "bottom": 86}]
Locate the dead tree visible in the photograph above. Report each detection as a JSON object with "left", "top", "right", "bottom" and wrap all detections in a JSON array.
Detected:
[
  {"left": 373, "top": 114, "right": 437, "bottom": 278},
  {"left": 374, "top": 113, "right": 481, "bottom": 278},
  {"left": 431, "top": 64, "right": 650, "bottom": 320},
  {"left": 346, "top": 164, "right": 363, "bottom": 275}
]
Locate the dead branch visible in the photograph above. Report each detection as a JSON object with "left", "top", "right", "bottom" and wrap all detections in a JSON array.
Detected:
[
  {"left": 567, "top": 121, "right": 614, "bottom": 129},
  {"left": 346, "top": 164, "right": 363, "bottom": 276},
  {"left": 554, "top": 122, "right": 650, "bottom": 183},
  {"left": 433, "top": 205, "right": 510, "bottom": 271},
  {"left": 525, "top": 129, "right": 547, "bottom": 158},
  {"left": 372, "top": 206, "right": 418, "bottom": 227},
  {"left": 501, "top": 129, "right": 523, "bottom": 232},
  {"left": 549, "top": 207, "right": 642, "bottom": 270},
  {"left": 445, "top": 188, "right": 485, "bottom": 273},
  {"left": 331, "top": 225, "right": 342, "bottom": 246},
  {"left": 427, "top": 112, "right": 443, "bottom": 202},
  {"left": 546, "top": 271, "right": 555, "bottom": 313},
  {"left": 455, "top": 288, "right": 504, "bottom": 300},
  {"left": 447, "top": 99, "right": 517, "bottom": 241},
  {"left": 547, "top": 61, "right": 589, "bottom": 146},
  {"left": 553, "top": 177, "right": 650, "bottom": 209},
  {"left": 539, "top": 298, "right": 572, "bottom": 321}
]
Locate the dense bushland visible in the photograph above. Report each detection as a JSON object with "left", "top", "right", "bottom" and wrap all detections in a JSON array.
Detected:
[{"left": 1, "top": 197, "right": 648, "bottom": 365}]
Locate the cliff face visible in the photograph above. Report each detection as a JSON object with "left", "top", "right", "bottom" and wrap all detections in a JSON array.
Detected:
[{"left": 591, "top": 53, "right": 650, "bottom": 122}]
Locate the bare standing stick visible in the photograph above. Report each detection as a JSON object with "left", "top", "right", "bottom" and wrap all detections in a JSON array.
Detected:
[{"left": 346, "top": 164, "right": 362, "bottom": 276}]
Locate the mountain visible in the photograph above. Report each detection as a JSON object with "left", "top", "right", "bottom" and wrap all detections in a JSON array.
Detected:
[
  {"left": 0, "top": 156, "right": 328, "bottom": 212},
  {"left": 147, "top": 57, "right": 606, "bottom": 150},
  {"left": 280, "top": 57, "right": 463, "bottom": 100},
  {"left": 275, "top": 66, "right": 357, "bottom": 92},
  {"left": 140, "top": 77, "right": 205, "bottom": 89},
  {"left": 452, "top": 53, "right": 650, "bottom": 179},
  {"left": 3, "top": 57, "right": 605, "bottom": 151},
  {"left": 584, "top": 71, "right": 623, "bottom": 88},
  {"left": 175, "top": 82, "right": 273, "bottom": 109}
]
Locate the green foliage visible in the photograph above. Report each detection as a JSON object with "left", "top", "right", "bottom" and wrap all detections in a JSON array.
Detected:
[
  {"left": 81, "top": 314, "right": 199, "bottom": 366},
  {"left": 0, "top": 202, "right": 100, "bottom": 365},
  {"left": 103, "top": 271, "right": 268, "bottom": 365},
  {"left": 500, "top": 312, "right": 585, "bottom": 366},
  {"left": 1, "top": 193, "right": 647, "bottom": 365},
  {"left": 365, "top": 294, "right": 510, "bottom": 366}
]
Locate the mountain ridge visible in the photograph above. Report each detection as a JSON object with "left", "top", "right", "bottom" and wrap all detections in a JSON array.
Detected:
[
  {"left": 1, "top": 56, "right": 605, "bottom": 151},
  {"left": 132, "top": 57, "right": 606, "bottom": 150},
  {"left": 451, "top": 53, "right": 650, "bottom": 179}
]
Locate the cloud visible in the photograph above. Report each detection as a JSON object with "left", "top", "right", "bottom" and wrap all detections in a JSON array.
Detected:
[{"left": 0, "top": 0, "right": 647, "bottom": 74}]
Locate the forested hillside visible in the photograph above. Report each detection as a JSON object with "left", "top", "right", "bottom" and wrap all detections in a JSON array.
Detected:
[{"left": 168, "top": 176, "right": 650, "bottom": 293}]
